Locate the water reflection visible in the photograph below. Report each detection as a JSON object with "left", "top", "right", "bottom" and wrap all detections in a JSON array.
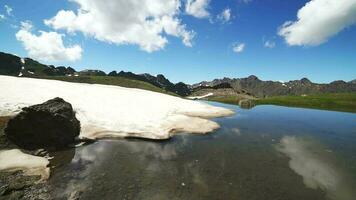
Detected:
[
  {"left": 50, "top": 141, "right": 108, "bottom": 199},
  {"left": 46, "top": 104, "right": 356, "bottom": 200},
  {"left": 277, "top": 136, "right": 356, "bottom": 200}
]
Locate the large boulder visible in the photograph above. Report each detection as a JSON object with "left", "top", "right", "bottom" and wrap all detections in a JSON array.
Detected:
[
  {"left": 5, "top": 98, "right": 80, "bottom": 150},
  {"left": 238, "top": 99, "right": 255, "bottom": 109}
]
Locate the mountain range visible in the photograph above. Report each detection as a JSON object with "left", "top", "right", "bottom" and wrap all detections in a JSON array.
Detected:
[
  {"left": 1, "top": 51, "right": 355, "bottom": 98},
  {"left": 191, "top": 75, "right": 356, "bottom": 98}
]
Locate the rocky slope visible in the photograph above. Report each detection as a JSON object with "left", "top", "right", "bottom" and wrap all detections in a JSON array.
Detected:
[
  {"left": 108, "top": 71, "right": 191, "bottom": 96},
  {"left": 0, "top": 52, "right": 191, "bottom": 96},
  {"left": 0, "top": 52, "right": 76, "bottom": 77}
]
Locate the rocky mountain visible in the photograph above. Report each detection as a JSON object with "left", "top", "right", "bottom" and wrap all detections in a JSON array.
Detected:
[
  {"left": 192, "top": 75, "right": 356, "bottom": 98},
  {"left": 0, "top": 52, "right": 76, "bottom": 77},
  {"left": 108, "top": 70, "right": 191, "bottom": 96}
]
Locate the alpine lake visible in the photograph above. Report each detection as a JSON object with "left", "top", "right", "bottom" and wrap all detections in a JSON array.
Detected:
[{"left": 3, "top": 102, "right": 356, "bottom": 200}]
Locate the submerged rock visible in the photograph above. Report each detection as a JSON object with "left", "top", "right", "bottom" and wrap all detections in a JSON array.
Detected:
[
  {"left": 5, "top": 97, "right": 80, "bottom": 150},
  {"left": 238, "top": 99, "right": 255, "bottom": 109}
]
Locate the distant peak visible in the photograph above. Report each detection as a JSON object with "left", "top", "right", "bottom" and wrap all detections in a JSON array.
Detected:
[
  {"left": 300, "top": 77, "right": 311, "bottom": 83},
  {"left": 157, "top": 74, "right": 166, "bottom": 78},
  {"left": 247, "top": 75, "right": 259, "bottom": 80}
]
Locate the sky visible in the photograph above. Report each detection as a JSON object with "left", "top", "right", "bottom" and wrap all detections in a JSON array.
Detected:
[{"left": 0, "top": 0, "right": 356, "bottom": 84}]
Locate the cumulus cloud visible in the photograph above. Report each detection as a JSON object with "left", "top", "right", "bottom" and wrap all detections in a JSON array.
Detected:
[
  {"left": 264, "top": 40, "right": 276, "bottom": 48},
  {"left": 279, "top": 0, "right": 356, "bottom": 46},
  {"left": 217, "top": 8, "right": 231, "bottom": 23},
  {"left": 45, "top": 0, "right": 195, "bottom": 52},
  {"left": 4, "top": 5, "right": 12, "bottom": 16},
  {"left": 16, "top": 21, "right": 82, "bottom": 62},
  {"left": 185, "top": 0, "right": 210, "bottom": 18},
  {"left": 232, "top": 43, "right": 245, "bottom": 53},
  {"left": 0, "top": 14, "right": 4, "bottom": 21}
]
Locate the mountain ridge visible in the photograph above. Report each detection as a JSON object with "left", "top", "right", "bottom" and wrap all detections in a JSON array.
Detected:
[
  {"left": 191, "top": 75, "right": 356, "bottom": 98},
  {"left": 1, "top": 51, "right": 355, "bottom": 98}
]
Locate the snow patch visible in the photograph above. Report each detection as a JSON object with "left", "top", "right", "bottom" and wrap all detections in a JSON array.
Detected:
[
  {"left": 0, "top": 76, "right": 233, "bottom": 140},
  {"left": 0, "top": 149, "right": 50, "bottom": 180},
  {"left": 187, "top": 93, "right": 214, "bottom": 100},
  {"left": 20, "top": 58, "right": 25, "bottom": 64}
]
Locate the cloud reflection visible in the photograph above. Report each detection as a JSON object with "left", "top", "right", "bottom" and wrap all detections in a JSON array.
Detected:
[{"left": 277, "top": 136, "right": 355, "bottom": 200}]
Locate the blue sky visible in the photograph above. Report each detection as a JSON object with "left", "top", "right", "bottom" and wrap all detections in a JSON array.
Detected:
[{"left": 0, "top": 0, "right": 355, "bottom": 84}]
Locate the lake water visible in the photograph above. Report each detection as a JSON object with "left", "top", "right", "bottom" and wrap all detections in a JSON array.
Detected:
[{"left": 48, "top": 103, "right": 356, "bottom": 200}]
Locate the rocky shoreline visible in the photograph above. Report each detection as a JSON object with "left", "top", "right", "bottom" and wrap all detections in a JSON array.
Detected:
[
  {"left": 0, "top": 117, "right": 49, "bottom": 200},
  {"left": 0, "top": 98, "right": 83, "bottom": 200}
]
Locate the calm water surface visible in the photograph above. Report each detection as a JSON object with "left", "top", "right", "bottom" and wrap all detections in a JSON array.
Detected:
[{"left": 49, "top": 103, "right": 356, "bottom": 200}]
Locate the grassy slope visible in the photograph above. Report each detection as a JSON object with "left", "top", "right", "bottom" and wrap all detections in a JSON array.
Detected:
[
  {"left": 34, "top": 76, "right": 177, "bottom": 96},
  {"left": 206, "top": 93, "right": 356, "bottom": 113},
  {"left": 254, "top": 93, "right": 356, "bottom": 113}
]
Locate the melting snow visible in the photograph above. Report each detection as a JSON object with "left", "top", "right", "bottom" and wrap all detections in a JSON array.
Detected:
[
  {"left": 0, "top": 76, "right": 233, "bottom": 140},
  {"left": 0, "top": 149, "right": 50, "bottom": 180},
  {"left": 187, "top": 93, "right": 214, "bottom": 100}
]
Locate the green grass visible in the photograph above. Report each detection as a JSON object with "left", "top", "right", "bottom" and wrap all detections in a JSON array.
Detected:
[
  {"left": 206, "top": 93, "right": 356, "bottom": 113},
  {"left": 33, "top": 76, "right": 177, "bottom": 96},
  {"left": 255, "top": 93, "right": 356, "bottom": 113}
]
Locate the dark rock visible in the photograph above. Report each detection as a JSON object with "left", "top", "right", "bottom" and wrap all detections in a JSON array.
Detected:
[{"left": 5, "top": 97, "right": 80, "bottom": 150}]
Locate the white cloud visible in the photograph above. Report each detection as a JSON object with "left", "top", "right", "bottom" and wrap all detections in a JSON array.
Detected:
[
  {"left": 217, "top": 8, "right": 231, "bottom": 23},
  {"left": 264, "top": 40, "right": 276, "bottom": 48},
  {"left": 45, "top": 0, "right": 195, "bottom": 52},
  {"left": 232, "top": 43, "right": 245, "bottom": 53},
  {"left": 0, "top": 14, "right": 4, "bottom": 21},
  {"left": 16, "top": 21, "right": 82, "bottom": 62},
  {"left": 4, "top": 5, "right": 12, "bottom": 16},
  {"left": 185, "top": 0, "right": 210, "bottom": 18},
  {"left": 279, "top": 0, "right": 356, "bottom": 46}
]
